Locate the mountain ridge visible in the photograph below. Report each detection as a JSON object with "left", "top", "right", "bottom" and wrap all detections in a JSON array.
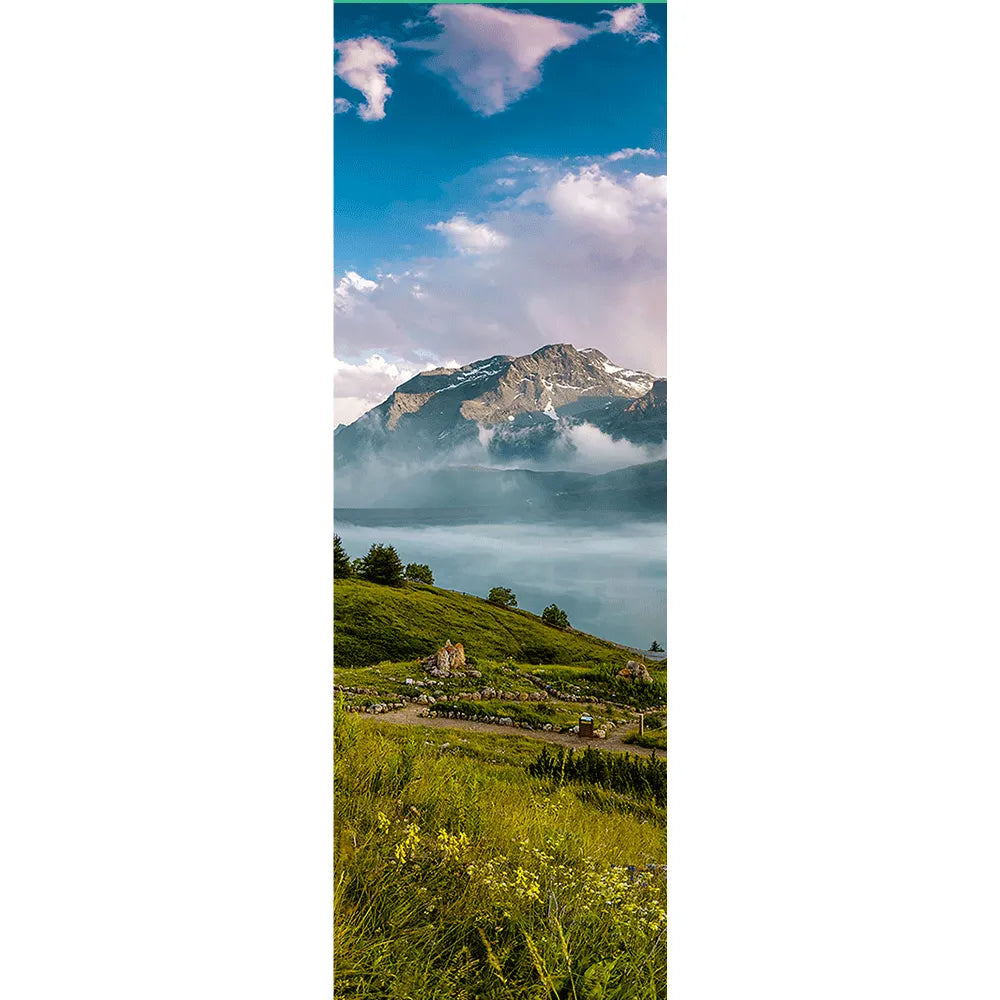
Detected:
[{"left": 335, "top": 343, "right": 666, "bottom": 472}]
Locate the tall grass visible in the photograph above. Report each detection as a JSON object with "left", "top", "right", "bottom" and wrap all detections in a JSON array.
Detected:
[{"left": 335, "top": 700, "right": 666, "bottom": 998}]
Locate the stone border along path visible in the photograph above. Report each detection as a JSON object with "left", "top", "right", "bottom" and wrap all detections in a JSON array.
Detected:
[{"left": 360, "top": 701, "right": 666, "bottom": 757}]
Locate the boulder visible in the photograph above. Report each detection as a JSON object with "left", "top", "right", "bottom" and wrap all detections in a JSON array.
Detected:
[
  {"left": 420, "top": 639, "right": 467, "bottom": 675},
  {"left": 626, "top": 660, "right": 653, "bottom": 684}
]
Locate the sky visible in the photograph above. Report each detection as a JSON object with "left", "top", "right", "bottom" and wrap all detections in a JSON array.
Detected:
[{"left": 334, "top": 3, "right": 667, "bottom": 425}]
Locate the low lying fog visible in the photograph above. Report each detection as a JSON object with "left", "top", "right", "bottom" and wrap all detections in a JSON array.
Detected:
[
  {"left": 335, "top": 420, "right": 667, "bottom": 507},
  {"left": 335, "top": 519, "right": 666, "bottom": 652}
]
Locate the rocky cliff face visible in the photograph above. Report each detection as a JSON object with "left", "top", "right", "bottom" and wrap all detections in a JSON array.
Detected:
[
  {"left": 573, "top": 379, "right": 668, "bottom": 445},
  {"left": 334, "top": 344, "right": 663, "bottom": 470}
]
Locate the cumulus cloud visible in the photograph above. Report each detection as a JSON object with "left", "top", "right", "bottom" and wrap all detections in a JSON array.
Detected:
[
  {"left": 546, "top": 165, "right": 641, "bottom": 234},
  {"left": 335, "top": 270, "right": 379, "bottom": 312},
  {"left": 334, "top": 158, "right": 666, "bottom": 378},
  {"left": 599, "top": 4, "right": 661, "bottom": 43},
  {"left": 334, "top": 97, "right": 353, "bottom": 115},
  {"left": 405, "top": 4, "right": 591, "bottom": 115},
  {"left": 334, "top": 37, "right": 397, "bottom": 121},
  {"left": 427, "top": 215, "right": 509, "bottom": 254}
]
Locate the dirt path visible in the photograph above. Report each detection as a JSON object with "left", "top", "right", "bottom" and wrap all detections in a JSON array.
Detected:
[{"left": 361, "top": 702, "right": 664, "bottom": 757}]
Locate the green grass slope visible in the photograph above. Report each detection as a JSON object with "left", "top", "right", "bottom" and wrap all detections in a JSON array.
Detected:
[
  {"left": 334, "top": 578, "right": 649, "bottom": 669},
  {"left": 335, "top": 704, "right": 667, "bottom": 998}
]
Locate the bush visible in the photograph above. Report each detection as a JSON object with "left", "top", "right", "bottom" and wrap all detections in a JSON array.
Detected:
[
  {"left": 487, "top": 586, "right": 517, "bottom": 609},
  {"left": 358, "top": 543, "right": 405, "bottom": 587},
  {"left": 541, "top": 604, "right": 570, "bottom": 629},
  {"left": 404, "top": 562, "right": 433, "bottom": 585}
]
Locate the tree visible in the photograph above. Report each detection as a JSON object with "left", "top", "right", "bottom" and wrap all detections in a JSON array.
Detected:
[
  {"left": 488, "top": 586, "right": 517, "bottom": 609},
  {"left": 334, "top": 535, "right": 353, "bottom": 579},
  {"left": 404, "top": 562, "right": 433, "bottom": 585},
  {"left": 358, "top": 543, "right": 405, "bottom": 587},
  {"left": 649, "top": 640, "right": 663, "bottom": 652},
  {"left": 541, "top": 604, "right": 570, "bottom": 629}
]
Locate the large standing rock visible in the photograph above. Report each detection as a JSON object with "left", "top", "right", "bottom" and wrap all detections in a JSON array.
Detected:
[
  {"left": 619, "top": 660, "right": 654, "bottom": 685},
  {"left": 421, "top": 639, "right": 467, "bottom": 675}
]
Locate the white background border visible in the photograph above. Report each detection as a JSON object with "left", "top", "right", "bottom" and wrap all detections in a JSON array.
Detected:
[{"left": 3, "top": 1, "right": 1000, "bottom": 997}]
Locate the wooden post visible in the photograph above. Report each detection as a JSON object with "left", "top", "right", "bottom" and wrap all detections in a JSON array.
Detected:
[{"left": 639, "top": 713, "right": 645, "bottom": 736}]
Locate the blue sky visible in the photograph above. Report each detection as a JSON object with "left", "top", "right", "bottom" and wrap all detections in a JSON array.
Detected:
[{"left": 334, "top": 3, "right": 666, "bottom": 424}]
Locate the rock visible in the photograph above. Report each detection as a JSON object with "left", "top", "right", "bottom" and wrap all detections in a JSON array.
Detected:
[
  {"left": 626, "top": 660, "right": 653, "bottom": 683},
  {"left": 467, "top": 669, "right": 481, "bottom": 678},
  {"left": 595, "top": 730, "right": 607, "bottom": 739},
  {"left": 519, "top": 692, "right": 529, "bottom": 702}
]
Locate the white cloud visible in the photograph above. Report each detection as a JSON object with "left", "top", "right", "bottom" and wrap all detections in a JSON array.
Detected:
[
  {"left": 334, "top": 158, "right": 667, "bottom": 378},
  {"left": 406, "top": 4, "right": 590, "bottom": 115},
  {"left": 427, "top": 215, "right": 509, "bottom": 254},
  {"left": 334, "top": 351, "right": 463, "bottom": 424},
  {"left": 334, "top": 97, "right": 353, "bottom": 115},
  {"left": 545, "top": 165, "right": 638, "bottom": 234},
  {"left": 334, "top": 37, "right": 397, "bottom": 121},
  {"left": 599, "top": 4, "right": 661, "bottom": 43},
  {"left": 335, "top": 270, "right": 379, "bottom": 312},
  {"left": 606, "top": 147, "right": 658, "bottom": 162},
  {"left": 334, "top": 354, "right": 434, "bottom": 426}
]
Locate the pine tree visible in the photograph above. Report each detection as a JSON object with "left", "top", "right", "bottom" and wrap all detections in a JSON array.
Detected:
[
  {"left": 333, "top": 535, "right": 353, "bottom": 579},
  {"left": 358, "top": 543, "right": 405, "bottom": 587}
]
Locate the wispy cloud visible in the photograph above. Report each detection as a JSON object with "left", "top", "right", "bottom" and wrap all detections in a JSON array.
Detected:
[
  {"left": 334, "top": 37, "right": 397, "bottom": 121},
  {"left": 598, "top": 4, "right": 661, "bottom": 44},
  {"left": 606, "top": 146, "right": 658, "bottom": 162}
]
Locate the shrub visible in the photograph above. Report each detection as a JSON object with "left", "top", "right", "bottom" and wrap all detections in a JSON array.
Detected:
[
  {"left": 487, "top": 586, "right": 517, "bottom": 609},
  {"left": 404, "top": 562, "right": 434, "bottom": 585},
  {"left": 541, "top": 604, "right": 570, "bottom": 630}
]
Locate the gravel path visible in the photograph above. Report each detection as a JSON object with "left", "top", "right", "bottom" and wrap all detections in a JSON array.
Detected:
[{"left": 360, "top": 702, "right": 664, "bottom": 757}]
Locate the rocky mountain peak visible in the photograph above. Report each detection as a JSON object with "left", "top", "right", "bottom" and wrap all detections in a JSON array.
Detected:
[{"left": 333, "top": 343, "right": 663, "bottom": 471}]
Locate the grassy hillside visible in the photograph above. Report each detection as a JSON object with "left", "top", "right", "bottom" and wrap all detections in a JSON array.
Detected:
[
  {"left": 334, "top": 578, "right": 651, "bottom": 669},
  {"left": 335, "top": 703, "right": 667, "bottom": 998}
]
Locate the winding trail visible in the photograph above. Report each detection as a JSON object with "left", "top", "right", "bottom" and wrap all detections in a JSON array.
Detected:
[{"left": 360, "top": 702, "right": 665, "bottom": 757}]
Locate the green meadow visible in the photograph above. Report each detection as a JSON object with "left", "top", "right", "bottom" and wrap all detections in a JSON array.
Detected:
[{"left": 334, "top": 577, "right": 667, "bottom": 998}]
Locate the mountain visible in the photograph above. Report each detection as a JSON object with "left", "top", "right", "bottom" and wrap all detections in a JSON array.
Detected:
[
  {"left": 334, "top": 343, "right": 663, "bottom": 470},
  {"left": 574, "top": 379, "right": 668, "bottom": 446}
]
